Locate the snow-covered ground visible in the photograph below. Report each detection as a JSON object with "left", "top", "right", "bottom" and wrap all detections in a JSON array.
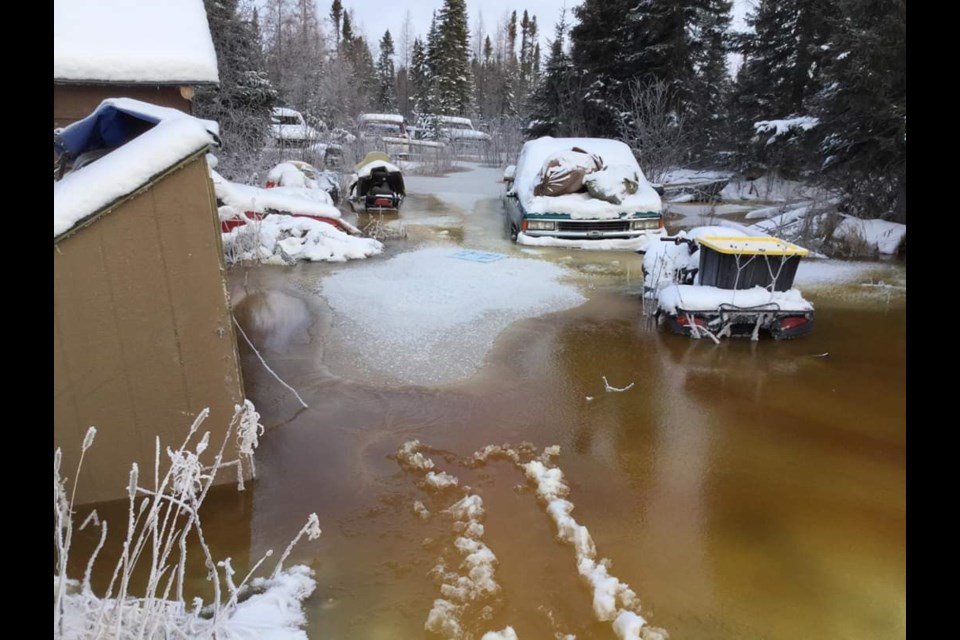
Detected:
[{"left": 318, "top": 247, "right": 586, "bottom": 385}]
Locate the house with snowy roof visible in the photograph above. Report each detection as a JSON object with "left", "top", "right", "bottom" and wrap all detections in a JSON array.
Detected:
[
  {"left": 53, "top": 0, "right": 219, "bottom": 129},
  {"left": 53, "top": 97, "right": 245, "bottom": 504}
]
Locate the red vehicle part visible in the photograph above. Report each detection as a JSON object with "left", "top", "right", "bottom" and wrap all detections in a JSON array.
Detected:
[{"left": 220, "top": 210, "right": 263, "bottom": 233}]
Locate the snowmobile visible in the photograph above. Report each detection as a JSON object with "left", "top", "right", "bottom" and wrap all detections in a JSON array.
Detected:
[{"left": 348, "top": 152, "right": 406, "bottom": 213}]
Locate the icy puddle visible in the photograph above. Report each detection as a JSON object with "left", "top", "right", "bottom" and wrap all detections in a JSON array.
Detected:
[{"left": 318, "top": 246, "right": 587, "bottom": 386}]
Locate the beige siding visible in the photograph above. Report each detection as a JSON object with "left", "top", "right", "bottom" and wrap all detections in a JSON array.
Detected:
[{"left": 54, "top": 156, "right": 244, "bottom": 504}]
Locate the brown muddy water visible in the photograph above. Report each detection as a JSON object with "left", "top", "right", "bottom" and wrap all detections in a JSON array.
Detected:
[
  {"left": 220, "top": 264, "right": 904, "bottom": 639},
  {"left": 70, "top": 171, "right": 905, "bottom": 639}
]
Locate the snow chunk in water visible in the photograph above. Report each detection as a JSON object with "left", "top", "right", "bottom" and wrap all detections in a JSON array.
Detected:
[
  {"left": 481, "top": 627, "right": 519, "bottom": 640},
  {"left": 425, "top": 599, "right": 463, "bottom": 637},
  {"left": 396, "top": 440, "right": 436, "bottom": 472},
  {"left": 613, "top": 611, "right": 648, "bottom": 640},
  {"left": 414, "top": 501, "right": 431, "bottom": 520},
  {"left": 423, "top": 471, "right": 460, "bottom": 491},
  {"left": 319, "top": 247, "right": 586, "bottom": 386}
]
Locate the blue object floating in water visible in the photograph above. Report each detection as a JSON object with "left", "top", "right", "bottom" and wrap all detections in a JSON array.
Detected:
[{"left": 449, "top": 250, "right": 508, "bottom": 263}]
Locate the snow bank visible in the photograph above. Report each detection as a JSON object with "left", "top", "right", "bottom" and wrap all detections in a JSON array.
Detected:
[
  {"left": 54, "top": 118, "right": 213, "bottom": 239},
  {"left": 58, "top": 564, "right": 316, "bottom": 640},
  {"left": 835, "top": 216, "right": 906, "bottom": 255},
  {"left": 517, "top": 232, "right": 663, "bottom": 252},
  {"left": 222, "top": 213, "right": 382, "bottom": 264},
  {"left": 54, "top": 0, "right": 219, "bottom": 83},
  {"left": 515, "top": 138, "right": 661, "bottom": 219},
  {"left": 657, "top": 285, "right": 814, "bottom": 314},
  {"left": 221, "top": 565, "right": 317, "bottom": 639},
  {"left": 319, "top": 247, "right": 586, "bottom": 386}
]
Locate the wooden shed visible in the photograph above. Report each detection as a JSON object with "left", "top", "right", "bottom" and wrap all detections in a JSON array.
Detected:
[
  {"left": 53, "top": 0, "right": 219, "bottom": 129},
  {"left": 54, "top": 101, "right": 245, "bottom": 505}
]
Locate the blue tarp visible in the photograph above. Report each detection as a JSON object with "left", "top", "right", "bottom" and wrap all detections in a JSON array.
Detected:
[
  {"left": 449, "top": 250, "right": 507, "bottom": 263},
  {"left": 54, "top": 98, "right": 219, "bottom": 159}
]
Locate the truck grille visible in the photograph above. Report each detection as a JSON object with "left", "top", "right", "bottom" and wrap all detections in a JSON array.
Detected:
[{"left": 556, "top": 220, "right": 631, "bottom": 233}]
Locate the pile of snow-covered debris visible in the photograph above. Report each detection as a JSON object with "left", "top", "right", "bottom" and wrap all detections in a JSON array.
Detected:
[
  {"left": 220, "top": 208, "right": 383, "bottom": 264},
  {"left": 211, "top": 170, "right": 382, "bottom": 265}
]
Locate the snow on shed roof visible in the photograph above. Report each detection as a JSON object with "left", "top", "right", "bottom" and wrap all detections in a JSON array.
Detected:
[
  {"left": 53, "top": 0, "right": 219, "bottom": 84},
  {"left": 54, "top": 103, "right": 217, "bottom": 240}
]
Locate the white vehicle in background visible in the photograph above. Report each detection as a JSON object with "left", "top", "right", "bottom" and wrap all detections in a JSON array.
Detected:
[
  {"left": 270, "top": 107, "right": 322, "bottom": 147},
  {"left": 355, "top": 113, "right": 415, "bottom": 160},
  {"left": 357, "top": 113, "right": 408, "bottom": 140},
  {"left": 502, "top": 137, "right": 664, "bottom": 250},
  {"left": 413, "top": 114, "right": 491, "bottom": 146}
]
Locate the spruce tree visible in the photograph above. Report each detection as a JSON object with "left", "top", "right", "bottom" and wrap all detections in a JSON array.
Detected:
[
  {"left": 815, "top": 0, "right": 906, "bottom": 221},
  {"left": 689, "top": 0, "right": 733, "bottom": 156},
  {"left": 733, "top": 0, "right": 837, "bottom": 173},
  {"left": 433, "top": 0, "right": 474, "bottom": 115},
  {"left": 376, "top": 30, "right": 398, "bottom": 112},
  {"left": 528, "top": 9, "right": 575, "bottom": 137},
  {"left": 330, "top": 0, "right": 342, "bottom": 50},
  {"left": 195, "top": 0, "right": 278, "bottom": 176}
]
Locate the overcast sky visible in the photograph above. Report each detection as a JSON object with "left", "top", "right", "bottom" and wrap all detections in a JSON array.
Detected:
[{"left": 340, "top": 0, "right": 754, "bottom": 62}]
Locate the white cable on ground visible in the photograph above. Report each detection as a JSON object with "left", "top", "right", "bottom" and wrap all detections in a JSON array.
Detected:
[{"left": 232, "top": 316, "right": 309, "bottom": 409}]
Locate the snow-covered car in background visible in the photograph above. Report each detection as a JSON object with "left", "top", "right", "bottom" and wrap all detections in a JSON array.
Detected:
[
  {"left": 357, "top": 113, "right": 408, "bottom": 140},
  {"left": 414, "top": 115, "right": 491, "bottom": 145},
  {"left": 270, "top": 107, "right": 322, "bottom": 148},
  {"left": 503, "top": 137, "right": 664, "bottom": 250}
]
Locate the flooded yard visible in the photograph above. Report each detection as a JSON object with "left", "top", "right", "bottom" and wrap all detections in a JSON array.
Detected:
[
  {"left": 76, "top": 164, "right": 905, "bottom": 639},
  {"left": 223, "top": 164, "right": 904, "bottom": 639}
]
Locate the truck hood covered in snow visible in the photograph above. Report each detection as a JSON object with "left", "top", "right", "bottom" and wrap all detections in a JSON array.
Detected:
[{"left": 515, "top": 137, "right": 662, "bottom": 220}]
